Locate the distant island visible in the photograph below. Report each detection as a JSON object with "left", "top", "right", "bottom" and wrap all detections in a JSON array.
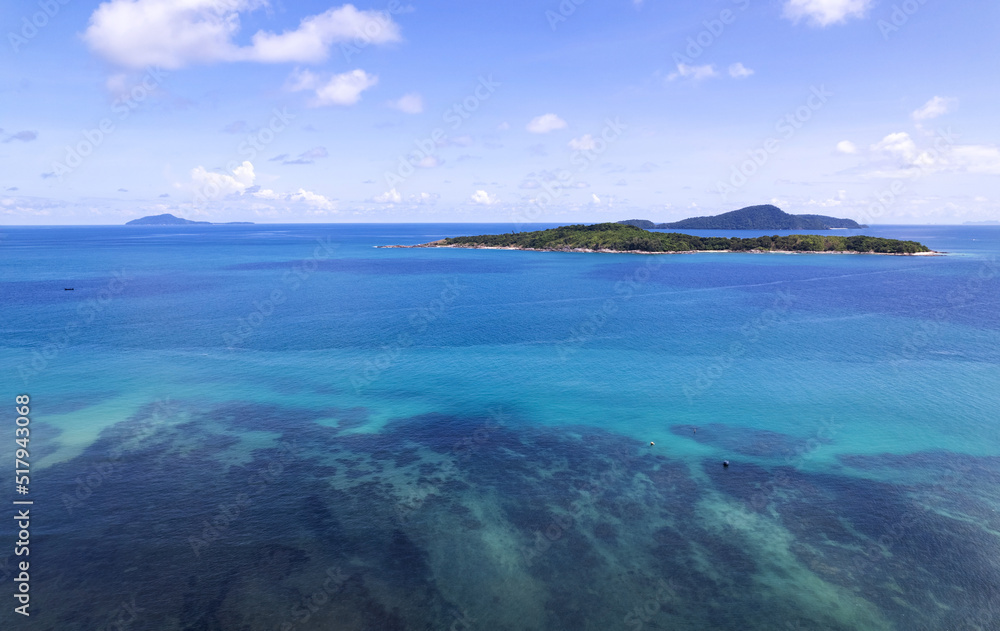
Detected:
[
  {"left": 386, "top": 223, "right": 934, "bottom": 255},
  {"left": 125, "top": 213, "right": 254, "bottom": 225},
  {"left": 619, "top": 204, "right": 866, "bottom": 230}
]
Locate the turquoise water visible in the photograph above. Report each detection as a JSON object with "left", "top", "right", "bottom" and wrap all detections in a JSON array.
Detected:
[{"left": 1, "top": 224, "right": 998, "bottom": 629}]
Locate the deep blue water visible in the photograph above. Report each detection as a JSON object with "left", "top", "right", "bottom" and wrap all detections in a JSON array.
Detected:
[{"left": 1, "top": 223, "right": 998, "bottom": 630}]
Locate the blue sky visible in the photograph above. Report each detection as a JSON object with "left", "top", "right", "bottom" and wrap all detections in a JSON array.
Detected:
[{"left": 2, "top": 0, "right": 998, "bottom": 224}]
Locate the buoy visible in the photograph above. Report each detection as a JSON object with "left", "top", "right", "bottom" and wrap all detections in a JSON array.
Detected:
[
  {"left": 649, "top": 441, "right": 655, "bottom": 447},
  {"left": 722, "top": 460, "right": 729, "bottom": 468}
]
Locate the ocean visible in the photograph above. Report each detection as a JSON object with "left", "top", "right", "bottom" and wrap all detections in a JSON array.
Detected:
[{"left": 1, "top": 223, "right": 998, "bottom": 630}]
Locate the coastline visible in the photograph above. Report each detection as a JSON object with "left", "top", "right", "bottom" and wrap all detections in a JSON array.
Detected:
[{"left": 379, "top": 241, "right": 943, "bottom": 256}]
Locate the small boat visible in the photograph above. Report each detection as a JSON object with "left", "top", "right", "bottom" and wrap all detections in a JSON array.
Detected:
[{"left": 64, "top": 288, "right": 74, "bottom": 291}]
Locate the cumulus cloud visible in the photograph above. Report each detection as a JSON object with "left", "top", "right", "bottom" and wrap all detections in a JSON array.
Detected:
[
  {"left": 409, "top": 192, "right": 438, "bottom": 204},
  {"left": 527, "top": 113, "right": 567, "bottom": 134},
  {"left": 667, "top": 63, "right": 717, "bottom": 81},
  {"left": 83, "top": 1, "right": 401, "bottom": 69},
  {"left": 287, "top": 68, "right": 378, "bottom": 106},
  {"left": 470, "top": 190, "right": 497, "bottom": 205},
  {"left": 373, "top": 188, "right": 402, "bottom": 203},
  {"left": 568, "top": 134, "right": 597, "bottom": 151},
  {"left": 913, "top": 96, "right": 957, "bottom": 121},
  {"left": 289, "top": 188, "right": 335, "bottom": 211},
  {"left": 251, "top": 187, "right": 281, "bottom": 200},
  {"left": 783, "top": 0, "right": 872, "bottom": 27},
  {"left": 867, "top": 131, "right": 1000, "bottom": 177},
  {"left": 728, "top": 62, "right": 754, "bottom": 78},
  {"left": 388, "top": 93, "right": 423, "bottom": 114},
  {"left": 836, "top": 140, "right": 858, "bottom": 154},
  {"left": 191, "top": 160, "right": 257, "bottom": 196}
]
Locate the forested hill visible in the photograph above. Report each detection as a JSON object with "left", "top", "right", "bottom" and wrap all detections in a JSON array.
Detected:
[
  {"left": 620, "top": 205, "right": 865, "bottom": 230},
  {"left": 436, "top": 223, "right": 931, "bottom": 254}
]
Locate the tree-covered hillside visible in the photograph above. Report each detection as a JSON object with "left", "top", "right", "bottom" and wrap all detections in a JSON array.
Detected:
[
  {"left": 442, "top": 223, "right": 931, "bottom": 254},
  {"left": 619, "top": 204, "right": 865, "bottom": 230}
]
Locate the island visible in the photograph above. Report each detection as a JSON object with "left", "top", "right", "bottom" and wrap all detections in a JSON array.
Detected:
[
  {"left": 125, "top": 213, "right": 254, "bottom": 225},
  {"left": 619, "top": 204, "right": 865, "bottom": 230},
  {"left": 385, "top": 223, "right": 935, "bottom": 255}
]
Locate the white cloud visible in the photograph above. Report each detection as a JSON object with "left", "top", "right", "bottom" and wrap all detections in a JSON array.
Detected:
[
  {"left": 867, "top": 131, "right": 1000, "bottom": 177},
  {"left": 252, "top": 188, "right": 280, "bottom": 200},
  {"left": 526, "top": 113, "right": 567, "bottom": 134},
  {"left": 388, "top": 92, "right": 423, "bottom": 114},
  {"left": 806, "top": 190, "right": 847, "bottom": 207},
  {"left": 836, "top": 140, "right": 858, "bottom": 154},
  {"left": 105, "top": 73, "right": 129, "bottom": 96},
  {"left": 83, "top": 1, "right": 401, "bottom": 69},
  {"left": 728, "top": 62, "right": 754, "bottom": 78},
  {"left": 471, "top": 190, "right": 497, "bottom": 205},
  {"left": 191, "top": 160, "right": 257, "bottom": 195},
  {"left": 913, "top": 96, "right": 957, "bottom": 121},
  {"left": 871, "top": 132, "right": 926, "bottom": 165},
  {"left": 373, "top": 188, "right": 402, "bottom": 203},
  {"left": 416, "top": 156, "right": 441, "bottom": 168},
  {"left": 667, "top": 63, "right": 717, "bottom": 81},
  {"left": 288, "top": 68, "right": 378, "bottom": 106},
  {"left": 950, "top": 145, "right": 1000, "bottom": 175},
  {"left": 783, "top": 0, "right": 872, "bottom": 27},
  {"left": 568, "top": 134, "right": 596, "bottom": 151},
  {"left": 290, "top": 188, "right": 336, "bottom": 211},
  {"left": 409, "top": 192, "right": 438, "bottom": 204}
]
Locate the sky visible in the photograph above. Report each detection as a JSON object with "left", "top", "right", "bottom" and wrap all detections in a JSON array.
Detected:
[{"left": 1, "top": 0, "right": 999, "bottom": 225}]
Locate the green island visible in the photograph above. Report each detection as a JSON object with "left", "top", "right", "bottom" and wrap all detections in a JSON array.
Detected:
[{"left": 394, "top": 223, "right": 935, "bottom": 255}]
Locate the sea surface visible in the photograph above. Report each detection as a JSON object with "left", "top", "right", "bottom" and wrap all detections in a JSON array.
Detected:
[{"left": 1, "top": 223, "right": 998, "bottom": 630}]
